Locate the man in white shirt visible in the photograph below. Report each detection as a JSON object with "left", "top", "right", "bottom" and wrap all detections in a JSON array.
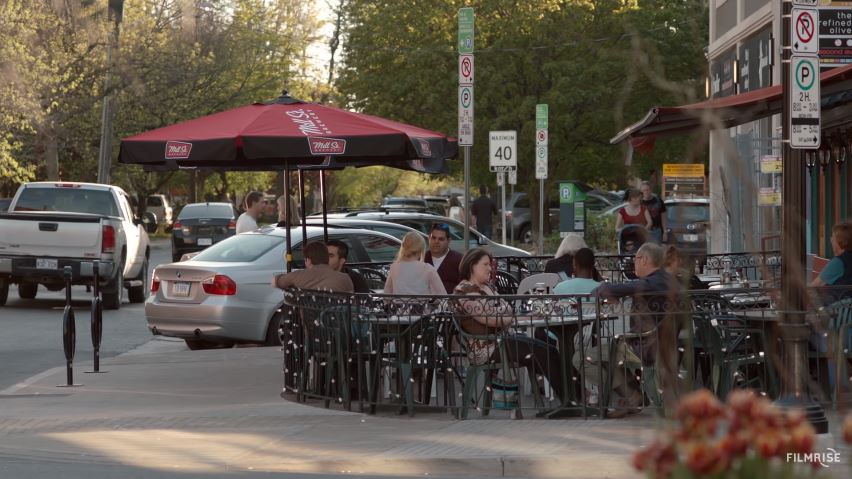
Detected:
[{"left": 236, "top": 191, "right": 264, "bottom": 234}]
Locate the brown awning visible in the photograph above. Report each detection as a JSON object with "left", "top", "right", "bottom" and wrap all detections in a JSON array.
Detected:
[{"left": 611, "top": 63, "right": 852, "bottom": 149}]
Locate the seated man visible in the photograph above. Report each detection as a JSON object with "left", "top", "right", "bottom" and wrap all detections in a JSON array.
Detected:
[
  {"left": 424, "top": 223, "right": 463, "bottom": 294},
  {"left": 326, "top": 239, "right": 369, "bottom": 293},
  {"left": 587, "top": 243, "right": 682, "bottom": 416},
  {"left": 275, "top": 241, "right": 354, "bottom": 293}
]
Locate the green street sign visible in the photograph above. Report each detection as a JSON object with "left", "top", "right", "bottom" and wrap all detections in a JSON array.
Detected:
[
  {"left": 536, "top": 104, "right": 548, "bottom": 129},
  {"left": 458, "top": 8, "right": 474, "bottom": 54}
]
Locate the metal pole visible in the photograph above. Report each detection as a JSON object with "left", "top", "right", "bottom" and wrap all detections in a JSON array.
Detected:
[
  {"left": 320, "top": 169, "right": 328, "bottom": 243},
  {"left": 463, "top": 146, "right": 471, "bottom": 251},
  {"left": 501, "top": 181, "right": 507, "bottom": 245},
  {"left": 777, "top": 0, "right": 827, "bottom": 433},
  {"left": 284, "top": 165, "right": 293, "bottom": 272},
  {"left": 538, "top": 178, "right": 544, "bottom": 254},
  {"left": 298, "top": 169, "right": 307, "bottom": 246},
  {"left": 510, "top": 183, "right": 515, "bottom": 243}
]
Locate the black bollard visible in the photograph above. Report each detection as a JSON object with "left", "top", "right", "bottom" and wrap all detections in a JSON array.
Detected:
[
  {"left": 58, "top": 266, "right": 82, "bottom": 387},
  {"left": 86, "top": 261, "right": 107, "bottom": 374}
]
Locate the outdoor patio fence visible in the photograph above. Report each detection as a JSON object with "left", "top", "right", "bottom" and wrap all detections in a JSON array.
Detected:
[{"left": 279, "top": 282, "right": 850, "bottom": 419}]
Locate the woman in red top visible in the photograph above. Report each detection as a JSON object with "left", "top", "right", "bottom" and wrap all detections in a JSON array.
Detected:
[{"left": 615, "top": 188, "right": 652, "bottom": 232}]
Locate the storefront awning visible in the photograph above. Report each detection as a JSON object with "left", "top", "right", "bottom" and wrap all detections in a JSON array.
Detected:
[{"left": 611, "top": 63, "right": 852, "bottom": 150}]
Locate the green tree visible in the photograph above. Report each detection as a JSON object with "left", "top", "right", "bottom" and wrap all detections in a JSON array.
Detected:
[{"left": 336, "top": 0, "right": 708, "bottom": 237}]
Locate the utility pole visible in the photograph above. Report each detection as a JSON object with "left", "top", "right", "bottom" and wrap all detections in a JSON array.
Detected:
[
  {"left": 96, "top": 0, "right": 124, "bottom": 185},
  {"left": 778, "top": 0, "right": 827, "bottom": 433}
]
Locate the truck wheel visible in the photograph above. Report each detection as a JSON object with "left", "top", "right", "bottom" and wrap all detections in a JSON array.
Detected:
[
  {"left": 0, "top": 278, "right": 8, "bottom": 306},
  {"left": 128, "top": 257, "right": 148, "bottom": 304},
  {"left": 18, "top": 283, "right": 37, "bottom": 300},
  {"left": 102, "top": 266, "right": 123, "bottom": 311}
]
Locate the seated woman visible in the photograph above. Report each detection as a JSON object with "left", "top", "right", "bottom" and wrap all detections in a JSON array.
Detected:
[
  {"left": 664, "top": 245, "right": 708, "bottom": 290},
  {"left": 453, "top": 247, "right": 564, "bottom": 403},
  {"left": 384, "top": 232, "right": 445, "bottom": 296}
]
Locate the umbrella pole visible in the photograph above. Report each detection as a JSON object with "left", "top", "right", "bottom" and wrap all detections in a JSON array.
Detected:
[
  {"left": 320, "top": 169, "right": 328, "bottom": 243},
  {"left": 284, "top": 165, "right": 293, "bottom": 272},
  {"left": 299, "top": 168, "right": 308, "bottom": 247}
]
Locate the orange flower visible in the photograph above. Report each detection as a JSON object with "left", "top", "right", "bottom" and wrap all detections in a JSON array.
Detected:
[
  {"left": 685, "top": 441, "right": 728, "bottom": 475},
  {"left": 718, "top": 431, "right": 750, "bottom": 458},
  {"left": 843, "top": 413, "right": 852, "bottom": 444},
  {"left": 632, "top": 439, "right": 677, "bottom": 478},
  {"left": 755, "top": 431, "right": 783, "bottom": 459},
  {"left": 784, "top": 409, "right": 806, "bottom": 429},
  {"left": 789, "top": 422, "right": 816, "bottom": 454},
  {"left": 677, "top": 389, "right": 724, "bottom": 422},
  {"left": 726, "top": 389, "right": 757, "bottom": 415}
]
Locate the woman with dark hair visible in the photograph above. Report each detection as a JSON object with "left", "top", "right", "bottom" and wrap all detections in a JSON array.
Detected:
[
  {"left": 453, "top": 248, "right": 564, "bottom": 402},
  {"left": 664, "top": 245, "right": 708, "bottom": 290},
  {"left": 615, "top": 188, "right": 652, "bottom": 232}
]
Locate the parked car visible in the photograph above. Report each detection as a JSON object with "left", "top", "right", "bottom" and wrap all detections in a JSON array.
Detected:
[
  {"left": 665, "top": 197, "right": 710, "bottom": 258},
  {"left": 303, "top": 218, "right": 425, "bottom": 242},
  {"left": 311, "top": 210, "right": 530, "bottom": 257},
  {"left": 146, "top": 226, "right": 401, "bottom": 350},
  {"left": 0, "top": 182, "right": 156, "bottom": 309},
  {"left": 421, "top": 195, "right": 449, "bottom": 216},
  {"left": 0, "top": 198, "right": 11, "bottom": 212},
  {"left": 380, "top": 196, "right": 428, "bottom": 209},
  {"left": 505, "top": 188, "right": 621, "bottom": 243},
  {"left": 146, "top": 194, "right": 173, "bottom": 226},
  {"left": 171, "top": 202, "right": 238, "bottom": 262}
]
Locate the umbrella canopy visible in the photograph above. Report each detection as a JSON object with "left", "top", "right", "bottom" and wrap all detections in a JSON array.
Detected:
[{"left": 118, "top": 92, "right": 457, "bottom": 172}]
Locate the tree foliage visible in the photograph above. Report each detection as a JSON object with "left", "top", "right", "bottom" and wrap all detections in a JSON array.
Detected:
[
  {"left": 336, "top": 0, "right": 709, "bottom": 215},
  {"left": 1, "top": 0, "right": 320, "bottom": 201}
]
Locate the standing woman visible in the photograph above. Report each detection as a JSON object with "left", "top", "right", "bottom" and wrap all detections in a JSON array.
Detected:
[
  {"left": 447, "top": 194, "right": 466, "bottom": 223},
  {"left": 384, "top": 232, "right": 446, "bottom": 295},
  {"left": 453, "top": 248, "right": 564, "bottom": 403},
  {"left": 615, "top": 188, "right": 653, "bottom": 232}
]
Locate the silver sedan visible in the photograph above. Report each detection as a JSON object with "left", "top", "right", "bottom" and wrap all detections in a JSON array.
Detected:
[{"left": 145, "top": 225, "right": 400, "bottom": 350}]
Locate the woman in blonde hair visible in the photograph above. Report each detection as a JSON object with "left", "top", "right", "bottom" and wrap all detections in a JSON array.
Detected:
[{"left": 383, "top": 232, "right": 445, "bottom": 295}]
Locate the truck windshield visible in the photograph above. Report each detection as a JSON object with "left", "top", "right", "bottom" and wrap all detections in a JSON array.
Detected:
[{"left": 13, "top": 188, "right": 120, "bottom": 217}]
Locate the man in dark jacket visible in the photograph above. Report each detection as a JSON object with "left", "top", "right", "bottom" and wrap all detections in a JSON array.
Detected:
[
  {"left": 424, "top": 223, "right": 462, "bottom": 294},
  {"left": 471, "top": 185, "right": 498, "bottom": 239},
  {"left": 589, "top": 243, "right": 682, "bottom": 416}
]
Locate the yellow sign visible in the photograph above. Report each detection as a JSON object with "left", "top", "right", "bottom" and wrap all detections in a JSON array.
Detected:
[
  {"left": 663, "top": 163, "right": 705, "bottom": 177},
  {"left": 759, "top": 188, "right": 782, "bottom": 206},
  {"left": 760, "top": 156, "right": 782, "bottom": 174}
]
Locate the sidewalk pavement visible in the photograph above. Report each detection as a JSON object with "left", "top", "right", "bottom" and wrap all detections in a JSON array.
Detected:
[{"left": 0, "top": 345, "right": 848, "bottom": 478}]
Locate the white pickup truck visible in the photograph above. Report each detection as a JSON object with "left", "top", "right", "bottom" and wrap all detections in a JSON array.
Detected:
[{"left": 0, "top": 182, "right": 156, "bottom": 310}]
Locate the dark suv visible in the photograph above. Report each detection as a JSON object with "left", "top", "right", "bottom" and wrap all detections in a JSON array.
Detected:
[{"left": 665, "top": 198, "right": 710, "bottom": 257}]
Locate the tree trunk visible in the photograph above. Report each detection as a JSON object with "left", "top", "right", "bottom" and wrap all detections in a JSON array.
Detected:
[{"left": 43, "top": 130, "right": 59, "bottom": 180}]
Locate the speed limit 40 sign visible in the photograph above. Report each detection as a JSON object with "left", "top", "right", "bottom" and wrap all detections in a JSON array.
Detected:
[{"left": 489, "top": 130, "right": 516, "bottom": 172}]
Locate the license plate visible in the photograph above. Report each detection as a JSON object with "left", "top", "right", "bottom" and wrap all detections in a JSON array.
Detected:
[
  {"left": 36, "top": 258, "right": 58, "bottom": 269},
  {"left": 172, "top": 282, "right": 191, "bottom": 297},
  {"left": 683, "top": 234, "right": 699, "bottom": 242},
  {"left": 198, "top": 238, "right": 212, "bottom": 246}
]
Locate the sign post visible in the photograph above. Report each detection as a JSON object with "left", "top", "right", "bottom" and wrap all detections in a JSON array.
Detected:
[
  {"left": 780, "top": 0, "right": 827, "bottom": 433},
  {"left": 790, "top": 55, "right": 821, "bottom": 149},
  {"left": 490, "top": 131, "right": 516, "bottom": 245},
  {"left": 535, "top": 104, "right": 548, "bottom": 253},
  {"left": 458, "top": 8, "right": 474, "bottom": 250},
  {"left": 558, "top": 182, "right": 586, "bottom": 238}
]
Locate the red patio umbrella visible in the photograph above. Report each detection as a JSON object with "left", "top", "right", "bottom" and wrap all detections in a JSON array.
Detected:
[{"left": 118, "top": 91, "right": 457, "bottom": 171}]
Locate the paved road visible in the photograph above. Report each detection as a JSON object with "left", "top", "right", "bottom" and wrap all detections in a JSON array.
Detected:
[{"left": 0, "top": 241, "right": 185, "bottom": 391}]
